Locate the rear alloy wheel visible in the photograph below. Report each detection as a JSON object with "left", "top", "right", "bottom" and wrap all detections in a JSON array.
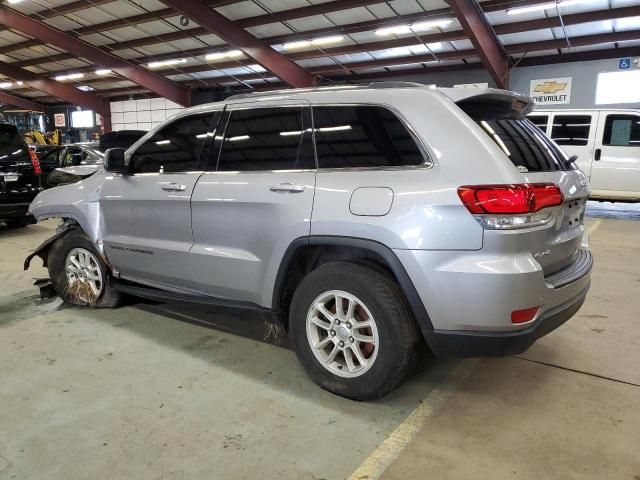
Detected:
[
  {"left": 306, "top": 290, "right": 379, "bottom": 378},
  {"left": 290, "top": 262, "right": 420, "bottom": 400}
]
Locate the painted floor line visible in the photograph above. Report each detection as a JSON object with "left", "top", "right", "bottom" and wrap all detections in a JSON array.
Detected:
[
  {"left": 587, "top": 218, "right": 602, "bottom": 235},
  {"left": 347, "top": 359, "right": 480, "bottom": 480}
]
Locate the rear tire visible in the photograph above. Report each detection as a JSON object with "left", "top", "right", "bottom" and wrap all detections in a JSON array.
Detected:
[
  {"left": 289, "top": 262, "right": 420, "bottom": 400},
  {"left": 48, "top": 230, "right": 122, "bottom": 308}
]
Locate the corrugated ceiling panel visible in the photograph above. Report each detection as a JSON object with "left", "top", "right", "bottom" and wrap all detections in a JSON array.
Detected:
[
  {"left": 10, "top": 45, "right": 63, "bottom": 59},
  {"left": 37, "top": 59, "right": 89, "bottom": 71},
  {"left": 42, "top": 16, "right": 83, "bottom": 31},
  {"left": 555, "top": 0, "right": 609, "bottom": 14},
  {"left": 296, "top": 57, "right": 341, "bottom": 67},
  {"left": 552, "top": 20, "right": 613, "bottom": 38},
  {"left": 79, "top": 33, "right": 118, "bottom": 47},
  {"left": 514, "top": 48, "right": 559, "bottom": 57},
  {"left": 485, "top": 10, "right": 547, "bottom": 24},
  {"left": 214, "top": 1, "right": 267, "bottom": 20},
  {"left": 64, "top": 4, "right": 125, "bottom": 25},
  {"left": 364, "top": 3, "right": 398, "bottom": 18},
  {"left": 326, "top": 52, "right": 375, "bottom": 63},
  {"left": 245, "top": 22, "right": 294, "bottom": 38},
  {"left": 499, "top": 29, "right": 555, "bottom": 44},
  {"left": 194, "top": 34, "right": 225, "bottom": 46},
  {"left": 254, "top": 0, "right": 311, "bottom": 13},
  {"left": 449, "top": 38, "right": 474, "bottom": 50},
  {"left": 0, "top": 31, "right": 30, "bottom": 48},
  {"left": 323, "top": 7, "right": 378, "bottom": 25},
  {"left": 284, "top": 14, "right": 337, "bottom": 32},
  {"left": 614, "top": 16, "right": 640, "bottom": 31},
  {"left": 388, "top": 0, "right": 427, "bottom": 15},
  {"left": 560, "top": 44, "right": 612, "bottom": 54},
  {"left": 417, "top": 0, "right": 451, "bottom": 11}
]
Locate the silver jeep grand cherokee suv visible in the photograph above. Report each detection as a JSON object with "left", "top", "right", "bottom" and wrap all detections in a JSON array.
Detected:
[{"left": 25, "top": 84, "right": 592, "bottom": 400}]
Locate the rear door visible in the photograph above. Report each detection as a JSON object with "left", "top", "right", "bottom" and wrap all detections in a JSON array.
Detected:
[
  {"left": 549, "top": 112, "right": 598, "bottom": 179},
  {"left": 100, "top": 110, "right": 221, "bottom": 289},
  {"left": 590, "top": 112, "right": 640, "bottom": 199},
  {"left": 189, "top": 102, "right": 316, "bottom": 305}
]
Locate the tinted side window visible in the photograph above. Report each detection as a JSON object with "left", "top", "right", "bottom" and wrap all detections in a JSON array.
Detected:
[
  {"left": 551, "top": 115, "right": 592, "bottom": 146},
  {"left": 131, "top": 113, "right": 216, "bottom": 174},
  {"left": 603, "top": 114, "right": 640, "bottom": 146},
  {"left": 313, "top": 106, "right": 425, "bottom": 168},
  {"left": 216, "top": 107, "right": 313, "bottom": 172},
  {"left": 529, "top": 115, "right": 549, "bottom": 132}
]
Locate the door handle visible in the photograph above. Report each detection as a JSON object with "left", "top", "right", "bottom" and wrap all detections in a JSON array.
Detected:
[
  {"left": 594, "top": 148, "right": 602, "bottom": 161},
  {"left": 161, "top": 182, "right": 187, "bottom": 192},
  {"left": 269, "top": 183, "right": 305, "bottom": 193}
]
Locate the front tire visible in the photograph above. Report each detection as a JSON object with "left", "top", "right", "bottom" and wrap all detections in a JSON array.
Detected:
[
  {"left": 289, "top": 262, "right": 420, "bottom": 400},
  {"left": 48, "top": 230, "right": 122, "bottom": 308}
]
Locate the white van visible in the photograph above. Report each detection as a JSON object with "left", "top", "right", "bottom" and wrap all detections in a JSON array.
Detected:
[{"left": 529, "top": 110, "right": 640, "bottom": 202}]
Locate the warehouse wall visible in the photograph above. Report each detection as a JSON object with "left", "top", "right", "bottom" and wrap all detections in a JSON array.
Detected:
[
  {"left": 509, "top": 58, "right": 640, "bottom": 110},
  {"left": 110, "top": 98, "right": 184, "bottom": 131}
]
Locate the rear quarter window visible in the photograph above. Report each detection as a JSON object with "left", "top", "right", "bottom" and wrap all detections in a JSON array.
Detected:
[
  {"left": 0, "top": 125, "right": 30, "bottom": 164},
  {"left": 459, "top": 102, "right": 575, "bottom": 172}
]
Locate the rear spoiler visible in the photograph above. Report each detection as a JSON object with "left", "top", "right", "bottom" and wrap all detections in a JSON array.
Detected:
[{"left": 440, "top": 88, "right": 534, "bottom": 119}]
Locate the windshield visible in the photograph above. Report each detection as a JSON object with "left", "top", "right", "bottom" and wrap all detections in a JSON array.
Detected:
[{"left": 459, "top": 100, "right": 576, "bottom": 172}]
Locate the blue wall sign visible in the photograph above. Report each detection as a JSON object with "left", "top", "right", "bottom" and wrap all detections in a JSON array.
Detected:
[{"left": 619, "top": 58, "right": 631, "bottom": 69}]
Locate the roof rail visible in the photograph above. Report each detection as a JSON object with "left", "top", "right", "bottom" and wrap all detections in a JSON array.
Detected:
[{"left": 225, "top": 81, "right": 430, "bottom": 101}]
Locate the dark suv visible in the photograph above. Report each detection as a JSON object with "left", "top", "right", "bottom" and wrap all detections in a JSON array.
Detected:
[{"left": 0, "top": 123, "right": 42, "bottom": 227}]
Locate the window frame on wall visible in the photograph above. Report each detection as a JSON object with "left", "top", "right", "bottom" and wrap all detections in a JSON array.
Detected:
[
  {"left": 550, "top": 114, "right": 593, "bottom": 146},
  {"left": 211, "top": 104, "right": 315, "bottom": 173},
  {"left": 311, "top": 103, "right": 431, "bottom": 170}
]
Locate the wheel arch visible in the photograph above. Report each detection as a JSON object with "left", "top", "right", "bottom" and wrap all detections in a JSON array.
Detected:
[{"left": 272, "top": 236, "right": 434, "bottom": 334}]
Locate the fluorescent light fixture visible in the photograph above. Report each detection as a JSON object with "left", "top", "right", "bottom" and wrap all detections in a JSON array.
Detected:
[
  {"left": 16, "top": 81, "right": 23, "bottom": 86},
  {"left": 155, "top": 139, "right": 171, "bottom": 145},
  {"left": 77, "top": 85, "right": 95, "bottom": 91},
  {"left": 376, "top": 19, "right": 453, "bottom": 36},
  {"left": 0, "top": 82, "right": 12, "bottom": 88},
  {"left": 228, "top": 135, "right": 250, "bottom": 142},
  {"left": 55, "top": 73, "right": 85, "bottom": 81},
  {"left": 309, "top": 35, "right": 344, "bottom": 46},
  {"left": 615, "top": 16, "right": 640, "bottom": 29},
  {"left": 95, "top": 69, "right": 112, "bottom": 75},
  {"left": 205, "top": 50, "right": 243, "bottom": 61},
  {"left": 411, "top": 19, "right": 454, "bottom": 31},
  {"left": 507, "top": 0, "right": 582, "bottom": 15},
  {"left": 147, "top": 58, "right": 187, "bottom": 69},
  {"left": 283, "top": 35, "right": 344, "bottom": 50},
  {"left": 196, "top": 132, "right": 215, "bottom": 139},
  {"left": 7, "top": 0, "right": 23, "bottom": 3},
  {"left": 280, "top": 130, "right": 304, "bottom": 136}
]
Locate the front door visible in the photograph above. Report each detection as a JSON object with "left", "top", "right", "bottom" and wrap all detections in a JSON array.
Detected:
[
  {"left": 549, "top": 112, "right": 597, "bottom": 179},
  {"left": 100, "top": 110, "right": 221, "bottom": 289},
  {"left": 189, "top": 103, "right": 316, "bottom": 306},
  {"left": 590, "top": 112, "right": 640, "bottom": 199}
]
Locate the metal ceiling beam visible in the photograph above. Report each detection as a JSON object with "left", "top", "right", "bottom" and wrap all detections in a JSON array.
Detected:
[
  {"left": 516, "top": 45, "right": 640, "bottom": 66},
  {"left": 158, "top": 0, "right": 316, "bottom": 88},
  {"left": 446, "top": 0, "right": 509, "bottom": 88},
  {"left": 0, "top": 60, "right": 112, "bottom": 131},
  {"left": 0, "top": 6, "right": 191, "bottom": 107},
  {"left": 0, "top": 90, "right": 44, "bottom": 110},
  {"left": 0, "top": 0, "right": 549, "bottom": 58}
]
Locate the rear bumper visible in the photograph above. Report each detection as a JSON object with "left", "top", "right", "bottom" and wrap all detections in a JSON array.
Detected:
[{"left": 424, "top": 282, "right": 589, "bottom": 357}]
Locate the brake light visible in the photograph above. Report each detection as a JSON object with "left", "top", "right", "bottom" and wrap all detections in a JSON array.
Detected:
[
  {"left": 511, "top": 306, "right": 540, "bottom": 324},
  {"left": 457, "top": 183, "right": 563, "bottom": 214},
  {"left": 29, "top": 149, "right": 42, "bottom": 175}
]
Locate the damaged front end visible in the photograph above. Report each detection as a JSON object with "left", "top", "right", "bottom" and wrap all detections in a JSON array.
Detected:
[{"left": 24, "top": 218, "right": 79, "bottom": 270}]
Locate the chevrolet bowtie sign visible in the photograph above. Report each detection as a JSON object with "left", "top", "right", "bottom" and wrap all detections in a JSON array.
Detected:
[{"left": 530, "top": 77, "right": 572, "bottom": 105}]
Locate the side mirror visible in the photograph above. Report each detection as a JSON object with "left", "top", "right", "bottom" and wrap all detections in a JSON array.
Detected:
[{"left": 104, "top": 148, "right": 126, "bottom": 174}]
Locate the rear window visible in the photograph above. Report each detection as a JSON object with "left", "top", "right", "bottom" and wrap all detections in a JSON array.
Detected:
[
  {"left": 550, "top": 114, "right": 591, "bottom": 146},
  {"left": 0, "top": 125, "right": 30, "bottom": 164},
  {"left": 459, "top": 102, "right": 575, "bottom": 172}
]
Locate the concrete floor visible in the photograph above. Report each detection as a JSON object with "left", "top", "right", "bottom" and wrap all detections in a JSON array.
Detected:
[{"left": 1, "top": 201, "right": 639, "bottom": 479}]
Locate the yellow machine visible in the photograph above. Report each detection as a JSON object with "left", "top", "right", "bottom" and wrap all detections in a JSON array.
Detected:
[{"left": 3, "top": 109, "right": 61, "bottom": 145}]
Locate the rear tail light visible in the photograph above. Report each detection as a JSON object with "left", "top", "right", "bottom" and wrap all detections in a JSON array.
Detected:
[
  {"left": 458, "top": 183, "right": 563, "bottom": 230},
  {"left": 511, "top": 306, "right": 540, "bottom": 324},
  {"left": 29, "top": 149, "right": 42, "bottom": 175}
]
